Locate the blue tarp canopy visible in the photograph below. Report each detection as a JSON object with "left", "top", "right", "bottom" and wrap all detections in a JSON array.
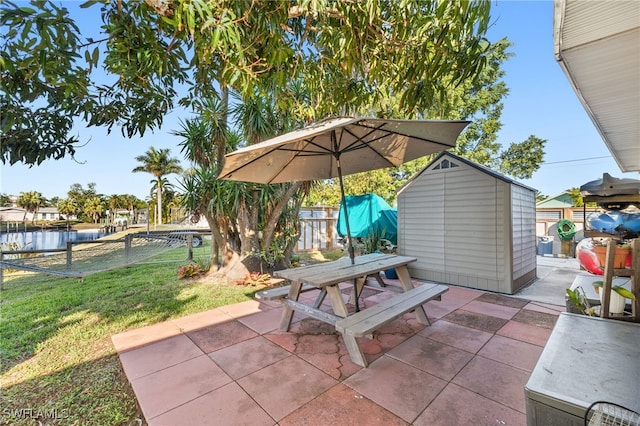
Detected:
[{"left": 337, "top": 193, "right": 398, "bottom": 244}]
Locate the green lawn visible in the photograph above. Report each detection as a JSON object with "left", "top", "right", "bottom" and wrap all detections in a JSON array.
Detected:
[{"left": 0, "top": 251, "right": 256, "bottom": 425}]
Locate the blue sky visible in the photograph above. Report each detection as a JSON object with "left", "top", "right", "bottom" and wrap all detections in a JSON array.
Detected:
[{"left": 2, "top": 1, "right": 638, "bottom": 201}]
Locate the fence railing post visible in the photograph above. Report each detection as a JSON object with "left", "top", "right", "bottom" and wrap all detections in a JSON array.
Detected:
[
  {"left": 187, "top": 235, "right": 193, "bottom": 261},
  {"left": 125, "top": 235, "right": 131, "bottom": 263},
  {"left": 66, "top": 242, "right": 73, "bottom": 270}
]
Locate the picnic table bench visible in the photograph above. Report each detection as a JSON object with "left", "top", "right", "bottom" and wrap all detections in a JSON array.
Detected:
[
  {"left": 264, "top": 253, "right": 447, "bottom": 367},
  {"left": 336, "top": 283, "right": 448, "bottom": 366}
]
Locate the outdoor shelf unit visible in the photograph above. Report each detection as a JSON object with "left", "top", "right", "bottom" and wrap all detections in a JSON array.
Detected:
[
  {"left": 582, "top": 194, "right": 640, "bottom": 322},
  {"left": 598, "top": 238, "right": 639, "bottom": 322}
]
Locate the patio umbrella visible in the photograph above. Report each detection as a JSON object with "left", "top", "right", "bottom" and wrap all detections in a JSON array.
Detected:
[{"left": 218, "top": 116, "right": 470, "bottom": 264}]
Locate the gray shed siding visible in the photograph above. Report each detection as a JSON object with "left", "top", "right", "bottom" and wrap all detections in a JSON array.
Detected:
[
  {"left": 398, "top": 153, "right": 536, "bottom": 294},
  {"left": 511, "top": 185, "right": 537, "bottom": 289}
]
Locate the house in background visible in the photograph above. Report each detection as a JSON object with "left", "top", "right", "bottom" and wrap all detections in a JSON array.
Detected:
[
  {"left": 0, "top": 207, "right": 27, "bottom": 222},
  {"left": 34, "top": 207, "right": 61, "bottom": 222},
  {"left": 396, "top": 151, "right": 537, "bottom": 295}
]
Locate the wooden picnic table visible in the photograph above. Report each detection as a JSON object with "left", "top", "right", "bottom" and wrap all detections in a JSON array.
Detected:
[{"left": 273, "top": 252, "right": 426, "bottom": 330}]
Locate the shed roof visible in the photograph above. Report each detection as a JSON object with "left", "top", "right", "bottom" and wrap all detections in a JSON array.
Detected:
[
  {"left": 536, "top": 192, "right": 574, "bottom": 208},
  {"left": 398, "top": 151, "right": 536, "bottom": 195}
]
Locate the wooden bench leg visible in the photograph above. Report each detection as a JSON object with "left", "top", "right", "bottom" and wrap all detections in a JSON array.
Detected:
[
  {"left": 326, "top": 285, "right": 349, "bottom": 317},
  {"left": 342, "top": 334, "right": 368, "bottom": 367},
  {"left": 395, "top": 266, "right": 430, "bottom": 325},
  {"left": 313, "top": 288, "right": 327, "bottom": 308},
  {"left": 279, "top": 281, "right": 303, "bottom": 331}
]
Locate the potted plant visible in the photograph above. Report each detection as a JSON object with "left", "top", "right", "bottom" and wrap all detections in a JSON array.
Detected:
[
  {"left": 591, "top": 238, "right": 631, "bottom": 269},
  {"left": 565, "top": 287, "right": 596, "bottom": 316},
  {"left": 592, "top": 280, "right": 636, "bottom": 314}
]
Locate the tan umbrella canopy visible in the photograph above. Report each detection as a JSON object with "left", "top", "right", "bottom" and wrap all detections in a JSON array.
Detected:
[
  {"left": 219, "top": 117, "right": 469, "bottom": 184},
  {"left": 219, "top": 116, "right": 470, "bottom": 265}
]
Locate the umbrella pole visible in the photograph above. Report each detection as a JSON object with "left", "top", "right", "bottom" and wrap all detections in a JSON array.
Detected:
[
  {"left": 336, "top": 155, "right": 361, "bottom": 312},
  {"left": 335, "top": 160, "right": 355, "bottom": 265}
]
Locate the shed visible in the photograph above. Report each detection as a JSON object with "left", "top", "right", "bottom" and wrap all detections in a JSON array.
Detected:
[{"left": 397, "top": 152, "right": 537, "bottom": 294}]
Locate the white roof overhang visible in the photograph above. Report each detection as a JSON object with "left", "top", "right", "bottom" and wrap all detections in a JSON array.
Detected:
[{"left": 553, "top": 0, "right": 640, "bottom": 172}]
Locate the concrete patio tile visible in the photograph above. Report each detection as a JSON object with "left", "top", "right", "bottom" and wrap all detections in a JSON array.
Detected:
[
  {"left": 279, "top": 383, "right": 407, "bottom": 426},
  {"left": 111, "top": 321, "right": 182, "bottom": 353},
  {"left": 452, "top": 356, "right": 530, "bottom": 413},
  {"left": 443, "top": 309, "right": 509, "bottom": 333},
  {"left": 119, "top": 334, "right": 203, "bottom": 380},
  {"left": 497, "top": 320, "right": 552, "bottom": 347},
  {"left": 523, "top": 301, "right": 565, "bottom": 315},
  {"left": 148, "top": 382, "right": 275, "bottom": 426},
  {"left": 263, "top": 329, "right": 300, "bottom": 352},
  {"left": 344, "top": 356, "right": 447, "bottom": 423},
  {"left": 511, "top": 309, "right": 558, "bottom": 329},
  {"left": 236, "top": 307, "right": 283, "bottom": 334},
  {"left": 421, "top": 300, "right": 458, "bottom": 320},
  {"left": 361, "top": 289, "right": 397, "bottom": 305},
  {"left": 218, "top": 299, "right": 272, "bottom": 318},
  {"left": 169, "top": 308, "right": 233, "bottom": 333},
  {"left": 440, "top": 285, "right": 484, "bottom": 306},
  {"left": 237, "top": 356, "right": 337, "bottom": 421},
  {"left": 478, "top": 335, "right": 543, "bottom": 372},
  {"left": 387, "top": 334, "right": 474, "bottom": 381},
  {"left": 418, "top": 319, "right": 493, "bottom": 354},
  {"left": 475, "top": 292, "right": 530, "bottom": 309},
  {"left": 461, "top": 300, "right": 521, "bottom": 320},
  {"left": 413, "top": 383, "right": 526, "bottom": 426},
  {"left": 186, "top": 320, "right": 258, "bottom": 354},
  {"left": 209, "top": 336, "right": 291, "bottom": 379},
  {"left": 131, "top": 355, "right": 232, "bottom": 420}
]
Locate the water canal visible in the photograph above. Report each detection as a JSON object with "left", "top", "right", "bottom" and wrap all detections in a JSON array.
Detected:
[{"left": 0, "top": 230, "right": 112, "bottom": 251}]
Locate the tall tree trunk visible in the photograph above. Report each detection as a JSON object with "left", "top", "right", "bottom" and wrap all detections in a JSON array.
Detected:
[{"left": 157, "top": 180, "right": 162, "bottom": 225}]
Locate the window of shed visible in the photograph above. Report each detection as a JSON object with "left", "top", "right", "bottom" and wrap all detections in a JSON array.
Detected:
[{"left": 433, "top": 159, "right": 459, "bottom": 170}]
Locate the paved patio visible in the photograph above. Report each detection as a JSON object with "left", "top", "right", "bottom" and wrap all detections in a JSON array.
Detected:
[{"left": 112, "top": 272, "right": 567, "bottom": 426}]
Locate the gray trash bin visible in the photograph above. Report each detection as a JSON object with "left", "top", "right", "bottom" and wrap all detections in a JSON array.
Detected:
[{"left": 537, "top": 236, "right": 554, "bottom": 255}]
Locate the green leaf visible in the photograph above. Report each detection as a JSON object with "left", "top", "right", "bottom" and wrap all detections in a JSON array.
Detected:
[{"left": 614, "top": 287, "right": 636, "bottom": 300}]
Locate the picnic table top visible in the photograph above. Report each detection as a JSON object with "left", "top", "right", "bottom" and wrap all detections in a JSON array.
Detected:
[{"left": 274, "top": 253, "right": 417, "bottom": 288}]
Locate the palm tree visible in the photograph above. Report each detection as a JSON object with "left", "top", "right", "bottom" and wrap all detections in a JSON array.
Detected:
[
  {"left": 57, "top": 198, "right": 78, "bottom": 229},
  {"left": 16, "top": 191, "right": 45, "bottom": 224},
  {"left": 84, "top": 196, "right": 104, "bottom": 223},
  {"left": 149, "top": 177, "right": 175, "bottom": 223},
  {"left": 132, "top": 147, "right": 183, "bottom": 225}
]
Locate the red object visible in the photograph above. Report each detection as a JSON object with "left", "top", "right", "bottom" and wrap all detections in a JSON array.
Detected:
[{"left": 576, "top": 239, "right": 603, "bottom": 275}]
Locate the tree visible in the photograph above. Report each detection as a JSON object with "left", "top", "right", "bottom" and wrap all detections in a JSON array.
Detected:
[
  {"left": 2, "top": 1, "right": 492, "bottom": 165},
  {"left": 66, "top": 182, "right": 99, "bottom": 222},
  {"left": 306, "top": 39, "right": 547, "bottom": 206},
  {"left": 16, "top": 191, "right": 45, "bottom": 223},
  {"left": 132, "top": 147, "right": 182, "bottom": 225},
  {"left": 57, "top": 198, "right": 78, "bottom": 228},
  {"left": 176, "top": 95, "right": 309, "bottom": 276},
  {"left": 84, "top": 196, "right": 104, "bottom": 223},
  {"left": 497, "top": 135, "right": 546, "bottom": 179},
  {"left": 3, "top": 0, "right": 499, "bottom": 277},
  {"left": 149, "top": 176, "right": 176, "bottom": 223},
  {"left": 0, "top": 194, "right": 12, "bottom": 207}
]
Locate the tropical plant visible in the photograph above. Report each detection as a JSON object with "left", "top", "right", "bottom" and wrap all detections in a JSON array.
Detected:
[
  {"left": 132, "top": 147, "right": 183, "bottom": 225},
  {"left": 83, "top": 196, "right": 104, "bottom": 223},
  {"left": 57, "top": 198, "right": 78, "bottom": 229},
  {"left": 235, "top": 272, "right": 272, "bottom": 287},
  {"left": 565, "top": 288, "right": 596, "bottom": 316},
  {"left": 16, "top": 191, "right": 45, "bottom": 223},
  {"left": 176, "top": 92, "right": 310, "bottom": 277},
  {"left": 177, "top": 262, "right": 204, "bottom": 279},
  {"left": 592, "top": 281, "right": 636, "bottom": 300}
]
